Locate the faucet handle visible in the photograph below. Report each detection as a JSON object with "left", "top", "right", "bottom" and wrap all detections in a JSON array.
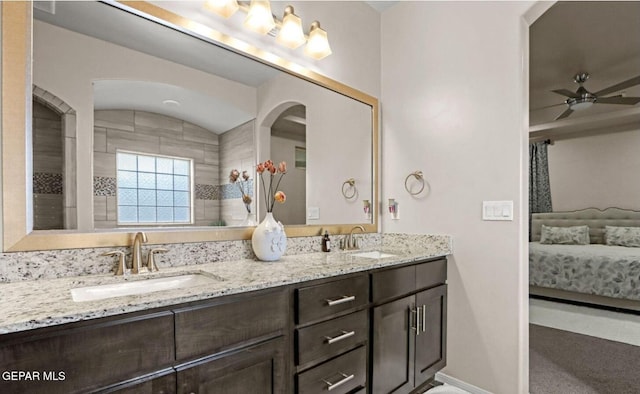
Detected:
[
  {"left": 103, "top": 251, "right": 128, "bottom": 276},
  {"left": 146, "top": 248, "right": 168, "bottom": 272}
]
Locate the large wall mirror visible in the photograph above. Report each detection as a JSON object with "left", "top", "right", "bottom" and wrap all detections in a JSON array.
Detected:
[{"left": 1, "top": 1, "right": 378, "bottom": 251}]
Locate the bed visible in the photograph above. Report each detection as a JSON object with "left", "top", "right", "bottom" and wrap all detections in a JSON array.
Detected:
[{"left": 529, "top": 207, "right": 640, "bottom": 311}]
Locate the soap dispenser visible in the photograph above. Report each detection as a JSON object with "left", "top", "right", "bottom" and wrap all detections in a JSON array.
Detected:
[{"left": 322, "top": 231, "right": 331, "bottom": 252}]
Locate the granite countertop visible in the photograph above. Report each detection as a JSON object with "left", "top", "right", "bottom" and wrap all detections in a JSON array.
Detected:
[{"left": 0, "top": 247, "right": 449, "bottom": 334}]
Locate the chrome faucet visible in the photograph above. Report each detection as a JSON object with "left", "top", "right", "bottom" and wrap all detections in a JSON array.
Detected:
[
  {"left": 131, "top": 232, "right": 148, "bottom": 274},
  {"left": 344, "top": 225, "right": 365, "bottom": 250}
]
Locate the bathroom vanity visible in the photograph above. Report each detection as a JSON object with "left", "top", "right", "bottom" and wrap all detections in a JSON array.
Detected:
[{"left": 0, "top": 251, "right": 447, "bottom": 394}]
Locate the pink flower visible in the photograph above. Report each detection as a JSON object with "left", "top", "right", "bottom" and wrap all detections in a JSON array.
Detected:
[
  {"left": 268, "top": 165, "right": 277, "bottom": 174},
  {"left": 278, "top": 161, "right": 287, "bottom": 174},
  {"left": 256, "top": 163, "right": 265, "bottom": 174},
  {"left": 274, "top": 191, "right": 286, "bottom": 203}
]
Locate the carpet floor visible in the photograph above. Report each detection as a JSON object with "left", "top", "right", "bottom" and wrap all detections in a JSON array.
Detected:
[{"left": 530, "top": 324, "right": 640, "bottom": 394}]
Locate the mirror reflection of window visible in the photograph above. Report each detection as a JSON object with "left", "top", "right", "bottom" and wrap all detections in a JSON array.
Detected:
[
  {"left": 270, "top": 105, "right": 306, "bottom": 225},
  {"left": 116, "top": 152, "right": 193, "bottom": 225}
]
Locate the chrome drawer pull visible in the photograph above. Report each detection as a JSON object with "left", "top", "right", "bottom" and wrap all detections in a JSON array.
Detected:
[
  {"left": 411, "top": 306, "right": 422, "bottom": 336},
  {"left": 422, "top": 304, "right": 427, "bottom": 333},
  {"left": 325, "top": 330, "right": 356, "bottom": 344},
  {"left": 323, "top": 373, "right": 355, "bottom": 391},
  {"left": 326, "top": 295, "right": 355, "bottom": 306}
]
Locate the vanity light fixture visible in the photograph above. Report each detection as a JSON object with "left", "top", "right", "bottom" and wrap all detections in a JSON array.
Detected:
[
  {"left": 243, "top": 0, "right": 276, "bottom": 35},
  {"left": 276, "top": 6, "right": 305, "bottom": 49},
  {"left": 203, "top": 0, "right": 332, "bottom": 59}
]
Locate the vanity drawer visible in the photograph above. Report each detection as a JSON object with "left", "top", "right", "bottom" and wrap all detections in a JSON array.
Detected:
[
  {"left": 0, "top": 311, "right": 175, "bottom": 394},
  {"left": 416, "top": 258, "right": 447, "bottom": 290},
  {"left": 174, "top": 288, "right": 287, "bottom": 360},
  {"left": 371, "top": 264, "right": 416, "bottom": 303},
  {"left": 296, "top": 274, "right": 368, "bottom": 324},
  {"left": 297, "top": 345, "right": 367, "bottom": 394},
  {"left": 296, "top": 309, "right": 368, "bottom": 366},
  {"left": 372, "top": 259, "right": 447, "bottom": 303}
]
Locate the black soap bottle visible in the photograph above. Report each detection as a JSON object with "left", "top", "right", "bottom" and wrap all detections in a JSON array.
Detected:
[{"left": 322, "top": 231, "right": 331, "bottom": 252}]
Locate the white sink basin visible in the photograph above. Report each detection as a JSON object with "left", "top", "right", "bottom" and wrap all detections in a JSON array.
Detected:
[
  {"left": 351, "top": 251, "right": 396, "bottom": 259},
  {"left": 70, "top": 273, "right": 222, "bottom": 302}
]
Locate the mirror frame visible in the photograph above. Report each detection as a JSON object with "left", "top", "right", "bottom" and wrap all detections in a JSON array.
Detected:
[{"left": 1, "top": 1, "right": 379, "bottom": 252}]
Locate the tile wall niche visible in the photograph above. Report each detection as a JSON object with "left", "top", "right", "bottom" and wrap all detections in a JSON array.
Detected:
[
  {"left": 0, "top": 233, "right": 454, "bottom": 283},
  {"left": 93, "top": 110, "right": 255, "bottom": 228}
]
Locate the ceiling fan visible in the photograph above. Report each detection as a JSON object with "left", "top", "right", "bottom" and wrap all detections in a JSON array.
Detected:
[{"left": 551, "top": 72, "right": 640, "bottom": 120}]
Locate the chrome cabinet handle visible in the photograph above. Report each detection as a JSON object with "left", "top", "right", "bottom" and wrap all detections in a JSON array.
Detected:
[
  {"left": 325, "top": 330, "right": 355, "bottom": 344},
  {"left": 422, "top": 304, "right": 427, "bottom": 333},
  {"left": 326, "top": 295, "right": 355, "bottom": 306},
  {"left": 411, "top": 306, "right": 422, "bottom": 336},
  {"left": 323, "top": 373, "right": 355, "bottom": 391}
]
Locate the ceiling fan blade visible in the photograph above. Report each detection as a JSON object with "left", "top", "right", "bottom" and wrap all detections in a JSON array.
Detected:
[
  {"left": 596, "top": 96, "right": 640, "bottom": 105},
  {"left": 594, "top": 75, "right": 640, "bottom": 97},
  {"left": 552, "top": 89, "right": 579, "bottom": 98},
  {"left": 532, "top": 102, "right": 566, "bottom": 111},
  {"left": 555, "top": 107, "right": 573, "bottom": 120}
]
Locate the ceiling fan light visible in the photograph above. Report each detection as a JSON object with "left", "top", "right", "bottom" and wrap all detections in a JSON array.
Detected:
[
  {"left": 244, "top": 0, "right": 276, "bottom": 35},
  {"left": 304, "top": 21, "right": 332, "bottom": 60},
  {"left": 276, "top": 6, "right": 306, "bottom": 49},
  {"left": 203, "top": 0, "right": 239, "bottom": 19},
  {"left": 571, "top": 101, "right": 594, "bottom": 111}
]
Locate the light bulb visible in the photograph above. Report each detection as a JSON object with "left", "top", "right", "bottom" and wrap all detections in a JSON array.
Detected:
[
  {"left": 244, "top": 0, "right": 276, "bottom": 35},
  {"left": 304, "top": 21, "right": 332, "bottom": 60},
  {"left": 276, "top": 6, "right": 306, "bottom": 49},
  {"left": 203, "top": 0, "right": 239, "bottom": 19}
]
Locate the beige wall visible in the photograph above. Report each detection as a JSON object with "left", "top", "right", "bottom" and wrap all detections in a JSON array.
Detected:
[
  {"left": 548, "top": 129, "right": 640, "bottom": 211},
  {"left": 270, "top": 135, "right": 306, "bottom": 225},
  {"left": 257, "top": 72, "right": 372, "bottom": 225},
  {"left": 381, "top": 2, "right": 534, "bottom": 393}
]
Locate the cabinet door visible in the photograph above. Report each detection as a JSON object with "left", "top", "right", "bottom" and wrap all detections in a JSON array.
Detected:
[
  {"left": 176, "top": 337, "right": 286, "bottom": 394},
  {"left": 371, "top": 295, "right": 415, "bottom": 394},
  {"left": 414, "top": 285, "right": 447, "bottom": 387}
]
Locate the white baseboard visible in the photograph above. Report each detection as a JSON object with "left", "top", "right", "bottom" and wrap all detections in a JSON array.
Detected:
[{"left": 435, "top": 372, "right": 494, "bottom": 394}]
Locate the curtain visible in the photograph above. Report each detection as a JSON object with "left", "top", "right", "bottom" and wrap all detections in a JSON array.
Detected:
[{"left": 529, "top": 141, "right": 552, "bottom": 239}]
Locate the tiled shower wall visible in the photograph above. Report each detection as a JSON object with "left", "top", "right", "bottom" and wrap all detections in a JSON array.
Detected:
[
  {"left": 93, "top": 110, "right": 221, "bottom": 227},
  {"left": 32, "top": 101, "right": 64, "bottom": 229},
  {"left": 219, "top": 120, "right": 256, "bottom": 226}
]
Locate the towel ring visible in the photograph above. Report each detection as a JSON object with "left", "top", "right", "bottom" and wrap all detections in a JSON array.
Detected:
[
  {"left": 404, "top": 171, "right": 425, "bottom": 196},
  {"left": 342, "top": 178, "right": 357, "bottom": 199}
]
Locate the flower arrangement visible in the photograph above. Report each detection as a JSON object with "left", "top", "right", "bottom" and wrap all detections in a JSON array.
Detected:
[
  {"left": 229, "top": 169, "right": 252, "bottom": 213},
  {"left": 256, "top": 160, "right": 287, "bottom": 213}
]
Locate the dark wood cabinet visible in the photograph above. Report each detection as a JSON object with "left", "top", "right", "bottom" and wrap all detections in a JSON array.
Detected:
[
  {"left": 0, "top": 311, "right": 175, "bottom": 394},
  {"left": 100, "top": 370, "right": 177, "bottom": 394},
  {"left": 176, "top": 337, "right": 286, "bottom": 394},
  {"left": 370, "top": 259, "right": 447, "bottom": 394},
  {"left": 174, "top": 289, "right": 287, "bottom": 361},
  {"left": 0, "top": 257, "right": 447, "bottom": 394}
]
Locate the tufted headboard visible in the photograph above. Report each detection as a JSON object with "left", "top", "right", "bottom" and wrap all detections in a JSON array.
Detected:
[{"left": 531, "top": 207, "right": 640, "bottom": 244}]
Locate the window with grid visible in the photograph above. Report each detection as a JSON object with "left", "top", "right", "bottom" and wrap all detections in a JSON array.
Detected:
[{"left": 116, "top": 151, "right": 193, "bottom": 224}]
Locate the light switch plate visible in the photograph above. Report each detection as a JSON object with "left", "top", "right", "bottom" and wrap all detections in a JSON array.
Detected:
[
  {"left": 482, "top": 201, "right": 513, "bottom": 221},
  {"left": 307, "top": 207, "right": 320, "bottom": 220}
]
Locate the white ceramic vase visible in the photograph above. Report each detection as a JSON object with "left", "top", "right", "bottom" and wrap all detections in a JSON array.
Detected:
[{"left": 251, "top": 212, "right": 287, "bottom": 261}]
